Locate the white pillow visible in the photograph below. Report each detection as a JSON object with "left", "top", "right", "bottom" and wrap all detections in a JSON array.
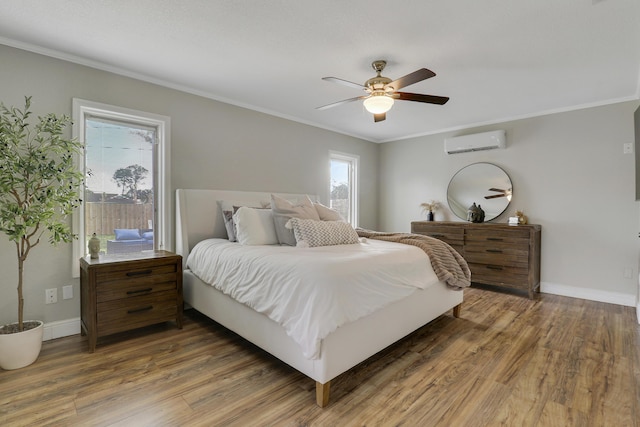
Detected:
[
  {"left": 271, "top": 194, "right": 320, "bottom": 246},
  {"left": 233, "top": 206, "right": 278, "bottom": 245},
  {"left": 218, "top": 199, "right": 269, "bottom": 241},
  {"left": 314, "top": 202, "right": 345, "bottom": 222},
  {"left": 286, "top": 218, "right": 359, "bottom": 248}
]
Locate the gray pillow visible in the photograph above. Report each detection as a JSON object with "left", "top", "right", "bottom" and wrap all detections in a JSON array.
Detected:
[{"left": 270, "top": 194, "right": 320, "bottom": 245}]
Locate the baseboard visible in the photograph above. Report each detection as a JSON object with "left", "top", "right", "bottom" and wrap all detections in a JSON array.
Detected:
[
  {"left": 42, "top": 317, "right": 81, "bottom": 341},
  {"left": 38, "top": 289, "right": 640, "bottom": 337},
  {"left": 541, "top": 282, "right": 636, "bottom": 307}
]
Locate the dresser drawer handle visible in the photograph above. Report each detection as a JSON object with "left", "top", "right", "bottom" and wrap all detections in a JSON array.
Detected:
[
  {"left": 127, "top": 305, "right": 153, "bottom": 314},
  {"left": 486, "top": 265, "right": 504, "bottom": 270},
  {"left": 126, "top": 269, "right": 152, "bottom": 277},
  {"left": 126, "top": 288, "right": 153, "bottom": 295},
  {"left": 486, "top": 249, "right": 503, "bottom": 253},
  {"left": 486, "top": 237, "right": 504, "bottom": 241}
]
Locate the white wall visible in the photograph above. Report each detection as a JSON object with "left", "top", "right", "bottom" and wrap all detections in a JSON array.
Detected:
[
  {"left": 379, "top": 101, "right": 640, "bottom": 305},
  {"left": 0, "top": 44, "right": 378, "bottom": 326}
]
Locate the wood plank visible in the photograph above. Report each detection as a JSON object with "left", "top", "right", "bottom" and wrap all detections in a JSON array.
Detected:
[{"left": 1, "top": 288, "right": 638, "bottom": 425}]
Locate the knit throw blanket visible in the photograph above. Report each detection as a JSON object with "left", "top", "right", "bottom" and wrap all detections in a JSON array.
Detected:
[{"left": 356, "top": 229, "right": 471, "bottom": 290}]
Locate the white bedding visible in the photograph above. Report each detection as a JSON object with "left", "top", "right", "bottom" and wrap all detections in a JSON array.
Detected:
[{"left": 186, "top": 238, "right": 440, "bottom": 359}]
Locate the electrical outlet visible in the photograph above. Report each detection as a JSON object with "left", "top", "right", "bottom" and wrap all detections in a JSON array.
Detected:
[
  {"left": 62, "top": 285, "right": 73, "bottom": 300},
  {"left": 623, "top": 142, "right": 633, "bottom": 154},
  {"left": 45, "top": 288, "right": 58, "bottom": 304}
]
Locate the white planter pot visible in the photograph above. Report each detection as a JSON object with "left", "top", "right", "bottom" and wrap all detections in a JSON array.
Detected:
[{"left": 0, "top": 320, "right": 44, "bottom": 370}]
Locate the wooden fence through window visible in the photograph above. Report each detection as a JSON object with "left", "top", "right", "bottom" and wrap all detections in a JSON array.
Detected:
[{"left": 85, "top": 202, "right": 153, "bottom": 236}]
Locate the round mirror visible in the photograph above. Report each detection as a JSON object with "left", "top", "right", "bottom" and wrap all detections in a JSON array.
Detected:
[{"left": 447, "top": 162, "right": 512, "bottom": 222}]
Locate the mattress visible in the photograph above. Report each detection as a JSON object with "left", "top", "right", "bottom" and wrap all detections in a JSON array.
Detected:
[{"left": 186, "top": 238, "right": 440, "bottom": 359}]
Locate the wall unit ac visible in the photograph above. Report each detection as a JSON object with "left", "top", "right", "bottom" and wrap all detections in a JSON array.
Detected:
[{"left": 444, "top": 130, "right": 506, "bottom": 154}]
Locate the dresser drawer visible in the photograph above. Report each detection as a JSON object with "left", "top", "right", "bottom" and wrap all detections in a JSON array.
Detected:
[
  {"left": 464, "top": 245, "right": 530, "bottom": 268},
  {"left": 468, "top": 263, "right": 529, "bottom": 288},
  {"left": 465, "top": 227, "right": 530, "bottom": 244},
  {"left": 411, "top": 223, "right": 464, "bottom": 253}
]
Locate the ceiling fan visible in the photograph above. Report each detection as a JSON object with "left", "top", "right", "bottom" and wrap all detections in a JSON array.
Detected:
[
  {"left": 317, "top": 60, "right": 449, "bottom": 123},
  {"left": 484, "top": 188, "right": 513, "bottom": 200}
]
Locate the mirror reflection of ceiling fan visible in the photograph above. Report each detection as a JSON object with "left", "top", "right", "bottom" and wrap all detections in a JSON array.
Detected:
[
  {"left": 484, "top": 188, "right": 513, "bottom": 200},
  {"left": 317, "top": 60, "right": 449, "bottom": 122}
]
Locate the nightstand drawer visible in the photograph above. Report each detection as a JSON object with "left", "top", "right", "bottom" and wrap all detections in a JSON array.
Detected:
[
  {"left": 96, "top": 273, "right": 178, "bottom": 303},
  {"left": 97, "top": 291, "right": 178, "bottom": 335},
  {"left": 96, "top": 262, "right": 178, "bottom": 283}
]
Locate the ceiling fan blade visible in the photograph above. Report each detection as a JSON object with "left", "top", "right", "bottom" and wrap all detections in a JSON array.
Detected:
[
  {"left": 395, "top": 92, "right": 450, "bottom": 105},
  {"left": 316, "top": 96, "right": 367, "bottom": 111},
  {"left": 374, "top": 113, "right": 386, "bottom": 123},
  {"left": 484, "top": 194, "right": 506, "bottom": 199},
  {"left": 322, "top": 77, "right": 368, "bottom": 91},
  {"left": 488, "top": 188, "right": 506, "bottom": 193},
  {"left": 388, "top": 68, "right": 436, "bottom": 91}
]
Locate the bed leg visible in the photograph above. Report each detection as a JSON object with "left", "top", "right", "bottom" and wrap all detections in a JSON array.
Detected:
[
  {"left": 453, "top": 303, "right": 462, "bottom": 318},
  {"left": 316, "top": 381, "right": 330, "bottom": 407}
]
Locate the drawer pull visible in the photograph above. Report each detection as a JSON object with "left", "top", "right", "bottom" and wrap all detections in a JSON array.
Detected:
[
  {"left": 126, "top": 269, "right": 153, "bottom": 277},
  {"left": 127, "top": 305, "right": 153, "bottom": 314},
  {"left": 486, "top": 265, "right": 504, "bottom": 270},
  {"left": 486, "top": 249, "right": 503, "bottom": 253},
  {"left": 126, "top": 288, "right": 153, "bottom": 295},
  {"left": 486, "top": 237, "right": 504, "bottom": 241}
]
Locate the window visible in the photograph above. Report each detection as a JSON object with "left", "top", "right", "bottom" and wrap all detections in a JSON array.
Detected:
[
  {"left": 72, "top": 99, "right": 171, "bottom": 274},
  {"left": 329, "top": 151, "right": 358, "bottom": 227}
]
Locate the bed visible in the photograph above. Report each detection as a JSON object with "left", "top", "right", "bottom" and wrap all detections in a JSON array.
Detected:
[{"left": 175, "top": 189, "right": 466, "bottom": 407}]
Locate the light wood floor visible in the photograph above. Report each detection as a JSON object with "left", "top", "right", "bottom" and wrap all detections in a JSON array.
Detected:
[{"left": 1, "top": 287, "right": 639, "bottom": 426}]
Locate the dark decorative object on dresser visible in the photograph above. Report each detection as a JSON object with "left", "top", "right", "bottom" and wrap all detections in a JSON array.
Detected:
[
  {"left": 80, "top": 250, "right": 183, "bottom": 352},
  {"left": 411, "top": 221, "right": 541, "bottom": 299}
]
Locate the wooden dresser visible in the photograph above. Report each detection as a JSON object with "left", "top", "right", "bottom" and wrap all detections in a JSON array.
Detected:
[
  {"left": 80, "top": 250, "right": 183, "bottom": 352},
  {"left": 411, "top": 221, "right": 541, "bottom": 298}
]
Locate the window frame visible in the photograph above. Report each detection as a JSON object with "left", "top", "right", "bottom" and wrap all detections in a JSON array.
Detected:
[
  {"left": 329, "top": 150, "right": 359, "bottom": 227},
  {"left": 71, "top": 99, "right": 171, "bottom": 276}
]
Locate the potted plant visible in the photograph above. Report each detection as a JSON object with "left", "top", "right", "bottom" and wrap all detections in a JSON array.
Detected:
[
  {"left": 0, "top": 96, "right": 83, "bottom": 370},
  {"left": 420, "top": 200, "right": 441, "bottom": 221}
]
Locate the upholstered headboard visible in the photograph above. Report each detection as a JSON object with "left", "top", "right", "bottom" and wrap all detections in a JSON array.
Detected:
[{"left": 175, "top": 189, "right": 316, "bottom": 267}]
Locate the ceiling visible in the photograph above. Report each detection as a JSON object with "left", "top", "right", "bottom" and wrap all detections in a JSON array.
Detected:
[{"left": 1, "top": 0, "right": 639, "bottom": 143}]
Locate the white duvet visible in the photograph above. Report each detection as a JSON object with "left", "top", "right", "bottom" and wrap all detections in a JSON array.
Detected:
[{"left": 186, "top": 238, "right": 440, "bottom": 359}]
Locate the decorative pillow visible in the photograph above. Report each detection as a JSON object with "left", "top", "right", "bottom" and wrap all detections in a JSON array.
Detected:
[
  {"left": 142, "top": 231, "right": 154, "bottom": 240},
  {"left": 218, "top": 199, "right": 269, "bottom": 241},
  {"left": 286, "top": 218, "right": 359, "bottom": 248},
  {"left": 314, "top": 202, "right": 345, "bottom": 222},
  {"left": 114, "top": 228, "right": 141, "bottom": 241},
  {"left": 233, "top": 206, "right": 279, "bottom": 245},
  {"left": 271, "top": 194, "right": 320, "bottom": 246}
]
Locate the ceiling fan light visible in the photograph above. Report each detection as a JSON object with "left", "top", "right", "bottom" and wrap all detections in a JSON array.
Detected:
[{"left": 363, "top": 93, "right": 394, "bottom": 114}]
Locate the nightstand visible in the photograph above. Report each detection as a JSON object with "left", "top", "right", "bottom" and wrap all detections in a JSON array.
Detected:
[{"left": 80, "top": 250, "right": 183, "bottom": 352}]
